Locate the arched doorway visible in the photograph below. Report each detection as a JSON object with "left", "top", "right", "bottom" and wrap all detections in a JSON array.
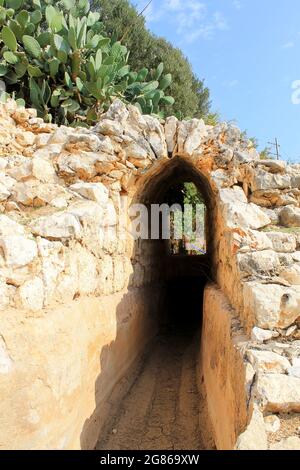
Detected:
[{"left": 97, "top": 157, "right": 217, "bottom": 450}]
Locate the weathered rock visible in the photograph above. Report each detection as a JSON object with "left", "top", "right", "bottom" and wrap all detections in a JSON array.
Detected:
[
  {"left": 264, "top": 415, "right": 281, "bottom": 433},
  {"left": 177, "top": 119, "right": 207, "bottom": 156},
  {"left": 0, "top": 235, "right": 37, "bottom": 268},
  {"left": 238, "top": 250, "right": 280, "bottom": 277},
  {"left": 70, "top": 182, "right": 109, "bottom": 207},
  {"left": 280, "top": 264, "right": 300, "bottom": 285},
  {"left": 266, "top": 232, "right": 297, "bottom": 253},
  {"left": 244, "top": 282, "right": 300, "bottom": 329},
  {"left": 255, "top": 159, "right": 287, "bottom": 174},
  {"left": 30, "top": 213, "right": 82, "bottom": 240},
  {"left": 164, "top": 116, "right": 178, "bottom": 154},
  {"left": 247, "top": 350, "right": 290, "bottom": 374},
  {"left": 280, "top": 206, "right": 300, "bottom": 227},
  {"left": 93, "top": 119, "right": 123, "bottom": 137},
  {"left": 270, "top": 437, "right": 300, "bottom": 450},
  {"left": 143, "top": 115, "right": 168, "bottom": 159},
  {"left": 251, "top": 327, "right": 278, "bottom": 343},
  {"left": 250, "top": 169, "right": 291, "bottom": 192},
  {"left": 255, "top": 374, "right": 300, "bottom": 412},
  {"left": 219, "top": 187, "right": 271, "bottom": 230},
  {"left": 235, "top": 407, "right": 268, "bottom": 450}
]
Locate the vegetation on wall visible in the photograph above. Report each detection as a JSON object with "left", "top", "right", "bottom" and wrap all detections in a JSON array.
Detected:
[
  {"left": 0, "top": 0, "right": 174, "bottom": 125},
  {"left": 91, "top": 0, "right": 211, "bottom": 120}
]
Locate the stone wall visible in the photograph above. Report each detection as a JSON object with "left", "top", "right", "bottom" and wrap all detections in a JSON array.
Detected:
[{"left": 1, "top": 99, "right": 300, "bottom": 449}]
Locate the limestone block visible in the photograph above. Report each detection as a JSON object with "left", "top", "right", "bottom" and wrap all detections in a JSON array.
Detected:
[
  {"left": 30, "top": 213, "right": 82, "bottom": 240},
  {"left": 243, "top": 282, "right": 300, "bottom": 329},
  {"left": 164, "top": 116, "right": 178, "bottom": 154},
  {"left": 123, "top": 140, "right": 149, "bottom": 160},
  {"left": 12, "top": 181, "right": 68, "bottom": 207},
  {"left": 266, "top": 232, "right": 297, "bottom": 253},
  {"left": 100, "top": 99, "right": 129, "bottom": 126},
  {"left": 177, "top": 119, "right": 207, "bottom": 156},
  {"left": 255, "top": 374, "right": 300, "bottom": 412},
  {"left": 56, "top": 153, "right": 98, "bottom": 179},
  {"left": 144, "top": 115, "right": 168, "bottom": 159},
  {"left": 65, "top": 132, "right": 102, "bottom": 152},
  {"left": 255, "top": 160, "right": 287, "bottom": 173},
  {"left": 33, "top": 144, "right": 63, "bottom": 160},
  {"left": 219, "top": 187, "right": 271, "bottom": 230},
  {"left": 0, "top": 214, "right": 25, "bottom": 236},
  {"left": 270, "top": 437, "right": 300, "bottom": 450},
  {"left": 247, "top": 350, "right": 290, "bottom": 374},
  {"left": 93, "top": 119, "right": 123, "bottom": 137},
  {"left": 18, "top": 276, "right": 44, "bottom": 311},
  {"left": 70, "top": 182, "right": 109, "bottom": 207},
  {"left": 235, "top": 407, "right": 268, "bottom": 450},
  {"left": 280, "top": 264, "right": 300, "bottom": 285},
  {"left": 280, "top": 206, "right": 300, "bottom": 227},
  {"left": 238, "top": 250, "right": 280, "bottom": 277},
  {"left": 0, "top": 235, "right": 37, "bottom": 268},
  {"left": 31, "top": 157, "right": 57, "bottom": 183},
  {"left": 34, "top": 133, "right": 51, "bottom": 148},
  {"left": 250, "top": 169, "right": 291, "bottom": 192},
  {"left": 251, "top": 327, "right": 279, "bottom": 343}
]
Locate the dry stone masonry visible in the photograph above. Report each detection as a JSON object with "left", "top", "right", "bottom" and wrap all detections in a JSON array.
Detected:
[{"left": 1, "top": 99, "right": 300, "bottom": 450}]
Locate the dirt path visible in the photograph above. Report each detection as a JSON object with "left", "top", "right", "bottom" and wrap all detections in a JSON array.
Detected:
[{"left": 96, "top": 327, "right": 209, "bottom": 451}]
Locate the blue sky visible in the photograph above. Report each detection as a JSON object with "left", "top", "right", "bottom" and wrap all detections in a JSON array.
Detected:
[{"left": 134, "top": 0, "right": 300, "bottom": 162}]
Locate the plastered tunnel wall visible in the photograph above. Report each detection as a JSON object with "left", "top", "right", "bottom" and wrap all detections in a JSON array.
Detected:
[{"left": 1, "top": 99, "right": 300, "bottom": 450}]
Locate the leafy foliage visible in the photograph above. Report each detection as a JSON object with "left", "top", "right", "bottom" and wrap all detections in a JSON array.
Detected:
[
  {"left": 92, "top": 0, "right": 211, "bottom": 119},
  {"left": 0, "top": 0, "right": 174, "bottom": 124}
]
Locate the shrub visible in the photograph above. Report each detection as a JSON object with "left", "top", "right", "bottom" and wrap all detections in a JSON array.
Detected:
[{"left": 0, "top": 0, "right": 174, "bottom": 125}]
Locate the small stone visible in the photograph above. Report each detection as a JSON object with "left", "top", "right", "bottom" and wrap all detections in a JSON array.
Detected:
[
  {"left": 251, "top": 327, "right": 278, "bottom": 343},
  {"left": 285, "top": 325, "right": 297, "bottom": 337},
  {"left": 235, "top": 406, "right": 268, "bottom": 450},
  {"left": 264, "top": 415, "right": 281, "bottom": 433}
]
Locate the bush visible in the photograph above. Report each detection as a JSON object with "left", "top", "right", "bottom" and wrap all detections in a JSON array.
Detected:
[{"left": 0, "top": 0, "right": 174, "bottom": 125}]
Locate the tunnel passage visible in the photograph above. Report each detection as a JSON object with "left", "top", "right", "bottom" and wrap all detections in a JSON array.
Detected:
[
  {"left": 97, "top": 158, "right": 217, "bottom": 450},
  {"left": 135, "top": 157, "right": 216, "bottom": 332}
]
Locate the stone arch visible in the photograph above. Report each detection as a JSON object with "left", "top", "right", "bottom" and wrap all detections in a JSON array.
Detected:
[{"left": 1, "top": 100, "right": 300, "bottom": 451}]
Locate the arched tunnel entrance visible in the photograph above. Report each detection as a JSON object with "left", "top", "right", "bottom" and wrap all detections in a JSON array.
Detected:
[{"left": 96, "top": 158, "right": 217, "bottom": 450}]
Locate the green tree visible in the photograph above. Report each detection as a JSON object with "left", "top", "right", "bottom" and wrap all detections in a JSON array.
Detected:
[{"left": 92, "top": 0, "right": 211, "bottom": 119}]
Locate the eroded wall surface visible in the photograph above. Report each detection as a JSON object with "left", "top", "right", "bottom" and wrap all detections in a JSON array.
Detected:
[{"left": 1, "top": 100, "right": 300, "bottom": 449}]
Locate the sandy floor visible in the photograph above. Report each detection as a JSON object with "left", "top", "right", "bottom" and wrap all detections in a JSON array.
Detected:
[{"left": 96, "top": 326, "right": 213, "bottom": 450}]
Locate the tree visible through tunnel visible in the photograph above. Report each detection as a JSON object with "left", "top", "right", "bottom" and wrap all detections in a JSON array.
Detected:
[{"left": 97, "top": 158, "right": 216, "bottom": 450}]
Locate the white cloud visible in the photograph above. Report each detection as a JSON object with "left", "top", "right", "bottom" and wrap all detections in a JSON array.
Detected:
[
  {"left": 233, "top": 0, "right": 242, "bottom": 10},
  {"left": 136, "top": 0, "right": 230, "bottom": 43},
  {"left": 281, "top": 41, "right": 295, "bottom": 49}
]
